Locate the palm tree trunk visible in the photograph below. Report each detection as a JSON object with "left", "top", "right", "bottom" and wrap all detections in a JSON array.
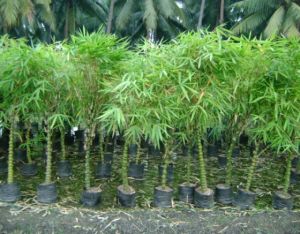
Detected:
[
  {"left": 197, "top": 130, "right": 207, "bottom": 191},
  {"left": 45, "top": 129, "right": 53, "bottom": 184},
  {"left": 7, "top": 122, "right": 14, "bottom": 184},
  {"left": 64, "top": 0, "right": 75, "bottom": 39},
  {"left": 135, "top": 142, "right": 141, "bottom": 164},
  {"left": 219, "top": 0, "right": 225, "bottom": 24},
  {"left": 197, "top": 0, "right": 206, "bottom": 29},
  {"left": 84, "top": 134, "right": 92, "bottom": 190},
  {"left": 106, "top": 0, "right": 116, "bottom": 34}
]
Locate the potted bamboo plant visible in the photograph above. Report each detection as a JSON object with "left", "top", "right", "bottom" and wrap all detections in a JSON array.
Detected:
[{"left": 70, "top": 29, "right": 130, "bottom": 207}]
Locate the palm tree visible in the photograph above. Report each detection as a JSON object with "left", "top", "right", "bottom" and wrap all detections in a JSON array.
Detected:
[
  {"left": 232, "top": 0, "right": 300, "bottom": 38},
  {"left": 51, "top": 0, "right": 109, "bottom": 40},
  {"left": 0, "top": 0, "right": 54, "bottom": 41},
  {"left": 115, "top": 0, "right": 187, "bottom": 42}
]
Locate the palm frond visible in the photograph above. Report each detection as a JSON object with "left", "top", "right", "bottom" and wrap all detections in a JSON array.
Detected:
[
  {"left": 116, "top": 0, "right": 134, "bottom": 31},
  {"left": 144, "top": 0, "right": 157, "bottom": 31},
  {"left": 263, "top": 6, "right": 285, "bottom": 38}
]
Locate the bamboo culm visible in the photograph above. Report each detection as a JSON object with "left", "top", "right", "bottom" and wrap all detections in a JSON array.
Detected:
[
  {"left": 135, "top": 142, "right": 141, "bottom": 164},
  {"left": 245, "top": 142, "right": 259, "bottom": 191},
  {"left": 45, "top": 130, "right": 53, "bottom": 184},
  {"left": 26, "top": 126, "right": 32, "bottom": 164},
  {"left": 99, "top": 129, "right": 104, "bottom": 162},
  {"left": 161, "top": 141, "right": 170, "bottom": 189},
  {"left": 186, "top": 144, "right": 192, "bottom": 183},
  {"left": 121, "top": 141, "right": 129, "bottom": 189},
  {"left": 283, "top": 153, "right": 293, "bottom": 193},
  {"left": 60, "top": 128, "right": 66, "bottom": 161},
  {"left": 7, "top": 122, "right": 14, "bottom": 184},
  {"left": 225, "top": 136, "right": 236, "bottom": 186},
  {"left": 84, "top": 135, "right": 92, "bottom": 190},
  {"left": 197, "top": 131, "right": 208, "bottom": 191}
]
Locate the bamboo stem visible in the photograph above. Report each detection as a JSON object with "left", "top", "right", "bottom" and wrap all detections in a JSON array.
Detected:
[
  {"left": 225, "top": 136, "right": 236, "bottom": 186},
  {"left": 135, "top": 142, "right": 141, "bottom": 164},
  {"left": 186, "top": 144, "right": 192, "bottom": 183},
  {"left": 162, "top": 141, "right": 170, "bottom": 189},
  {"left": 84, "top": 135, "right": 92, "bottom": 190},
  {"left": 60, "top": 128, "right": 66, "bottom": 161},
  {"left": 45, "top": 130, "right": 53, "bottom": 184},
  {"left": 99, "top": 128, "right": 104, "bottom": 162},
  {"left": 26, "top": 126, "right": 32, "bottom": 164},
  {"left": 245, "top": 142, "right": 259, "bottom": 191},
  {"left": 283, "top": 153, "right": 293, "bottom": 193},
  {"left": 7, "top": 122, "right": 14, "bottom": 184},
  {"left": 121, "top": 141, "right": 129, "bottom": 188},
  {"left": 197, "top": 131, "right": 207, "bottom": 191}
]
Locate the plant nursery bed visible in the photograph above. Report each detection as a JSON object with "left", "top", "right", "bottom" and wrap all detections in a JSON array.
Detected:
[{"left": 0, "top": 203, "right": 299, "bottom": 234}]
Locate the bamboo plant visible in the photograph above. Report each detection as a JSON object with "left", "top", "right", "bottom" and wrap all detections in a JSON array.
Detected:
[{"left": 70, "top": 29, "right": 130, "bottom": 205}]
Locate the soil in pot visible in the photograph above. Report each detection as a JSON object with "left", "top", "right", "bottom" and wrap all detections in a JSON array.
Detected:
[
  {"left": 117, "top": 185, "right": 136, "bottom": 208},
  {"left": 20, "top": 163, "right": 38, "bottom": 177},
  {"left": 57, "top": 160, "right": 72, "bottom": 178},
  {"left": 37, "top": 182, "right": 58, "bottom": 204},
  {"left": 218, "top": 154, "right": 227, "bottom": 167},
  {"left": 128, "top": 162, "right": 144, "bottom": 179},
  {"left": 0, "top": 158, "right": 8, "bottom": 174},
  {"left": 233, "top": 188, "right": 256, "bottom": 209},
  {"left": 80, "top": 187, "right": 102, "bottom": 207},
  {"left": 153, "top": 186, "right": 173, "bottom": 208},
  {"left": 0, "top": 183, "right": 20, "bottom": 202},
  {"left": 290, "top": 169, "right": 300, "bottom": 184},
  {"left": 272, "top": 191, "right": 293, "bottom": 210},
  {"left": 158, "top": 164, "right": 174, "bottom": 182},
  {"left": 194, "top": 187, "right": 214, "bottom": 208},
  {"left": 95, "top": 162, "right": 112, "bottom": 179},
  {"left": 178, "top": 182, "right": 195, "bottom": 203},
  {"left": 215, "top": 184, "right": 233, "bottom": 205}
]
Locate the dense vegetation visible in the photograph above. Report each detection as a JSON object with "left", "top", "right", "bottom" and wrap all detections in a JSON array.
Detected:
[
  {"left": 1, "top": 0, "right": 300, "bottom": 43},
  {"left": 0, "top": 29, "right": 299, "bottom": 209}
]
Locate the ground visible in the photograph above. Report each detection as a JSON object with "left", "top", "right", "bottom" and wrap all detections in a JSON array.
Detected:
[{"left": 0, "top": 203, "right": 299, "bottom": 234}]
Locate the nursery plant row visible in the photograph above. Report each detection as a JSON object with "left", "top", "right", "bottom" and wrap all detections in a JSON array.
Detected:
[{"left": 0, "top": 29, "right": 299, "bottom": 210}]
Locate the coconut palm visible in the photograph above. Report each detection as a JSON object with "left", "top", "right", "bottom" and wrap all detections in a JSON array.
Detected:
[
  {"left": 114, "top": 0, "right": 187, "bottom": 42},
  {"left": 232, "top": 0, "right": 300, "bottom": 38},
  {"left": 0, "top": 0, "right": 54, "bottom": 41}
]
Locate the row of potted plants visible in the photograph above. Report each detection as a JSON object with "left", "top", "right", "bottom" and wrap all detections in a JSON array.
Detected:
[{"left": 0, "top": 29, "right": 299, "bottom": 210}]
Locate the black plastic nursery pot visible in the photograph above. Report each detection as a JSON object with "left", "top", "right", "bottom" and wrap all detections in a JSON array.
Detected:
[
  {"left": 0, "top": 183, "right": 20, "bottom": 202},
  {"left": 194, "top": 187, "right": 214, "bottom": 208},
  {"left": 20, "top": 163, "right": 38, "bottom": 177},
  {"left": 291, "top": 169, "right": 300, "bottom": 184},
  {"left": 128, "top": 144, "right": 137, "bottom": 156},
  {"left": 148, "top": 145, "right": 161, "bottom": 156},
  {"left": 178, "top": 182, "right": 195, "bottom": 203},
  {"left": 95, "top": 162, "right": 112, "bottom": 179},
  {"left": 57, "top": 160, "right": 72, "bottom": 178},
  {"left": 128, "top": 162, "right": 144, "bottom": 179},
  {"left": 14, "top": 148, "right": 27, "bottom": 163},
  {"left": 37, "top": 182, "right": 58, "bottom": 204},
  {"left": 158, "top": 164, "right": 174, "bottom": 182},
  {"left": 0, "top": 158, "right": 8, "bottom": 174},
  {"left": 218, "top": 154, "right": 227, "bottom": 167},
  {"left": 117, "top": 185, "right": 136, "bottom": 208},
  {"left": 215, "top": 184, "right": 233, "bottom": 205},
  {"left": 80, "top": 187, "right": 102, "bottom": 207},
  {"left": 233, "top": 188, "right": 256, "bottom": 209},
  {"left": 272, "top": 191, "right": 293, "bottom": 210},
  {"left": 207, "top": 144, "right": 218, "bottom": 157},
  {"left": 153, "top": 186, "right": 173, "bottom": 208}
]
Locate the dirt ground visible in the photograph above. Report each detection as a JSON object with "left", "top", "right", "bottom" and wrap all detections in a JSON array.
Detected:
[{"left": 0, "top": 203, "right": 299, "bottom": 234}]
